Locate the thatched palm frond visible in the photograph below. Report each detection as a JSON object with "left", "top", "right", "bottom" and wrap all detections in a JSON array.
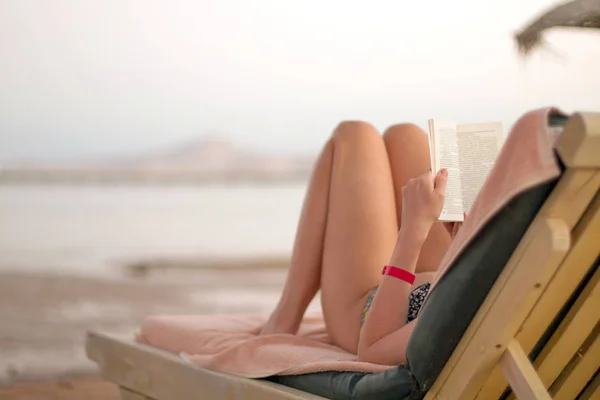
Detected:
[{"left": 515, "top": 0, "right": 600, "bottom": 56}]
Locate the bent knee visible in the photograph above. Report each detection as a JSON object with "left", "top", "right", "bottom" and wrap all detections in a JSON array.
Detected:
[
  {"left": 382, "top": 123, "right": 426, "bottom": 140},
  {"left": 332, "top": 120, "right": 380, "bottom": 145},
  {"left": 382, "top": 123, "right": 428, "bottom": 148}
]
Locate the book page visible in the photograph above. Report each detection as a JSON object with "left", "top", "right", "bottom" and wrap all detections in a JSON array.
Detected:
[
  {"left": 456, "top": 122, "right": 503, "bottom": 212},
  {"left": 429, "top": 119, "right": 464, "bottom": 222}
]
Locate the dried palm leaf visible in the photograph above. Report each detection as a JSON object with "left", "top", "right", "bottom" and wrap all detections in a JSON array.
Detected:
[{"left": 515, "top": 0, "right": 600, "bottom": 56}]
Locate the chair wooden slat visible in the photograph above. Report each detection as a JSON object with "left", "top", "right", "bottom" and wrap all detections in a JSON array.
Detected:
[
  {"left": 556, "top": 112, "right": 600, "bottom": 168},
  {"left": 552, "top": 323, "right": 600, "bottom": 400},
  {"left": 86, "top": 332, "right": 325, "bottom": 400},
  {"left": 577, "top": 371, "right": 600, "bottom": 400},
  {"left": 534, "top": 267, "right": 600, "bottom": 388}
]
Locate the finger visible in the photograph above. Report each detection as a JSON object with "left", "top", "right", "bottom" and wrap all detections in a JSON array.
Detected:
[
  {"left": 421, "top": 170, "right": 434, "bottom": 191},
  {"left": 434, "top": 169, "right": 448, "bottom": 197}
]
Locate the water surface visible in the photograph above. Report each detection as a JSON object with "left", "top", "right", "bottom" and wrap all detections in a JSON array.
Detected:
[{"left": 0, "top": 183, "right": 307, "bottom": 274}]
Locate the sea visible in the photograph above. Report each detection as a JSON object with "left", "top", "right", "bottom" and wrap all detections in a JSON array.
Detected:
[{"left": 0, "top": 182, "right": 307, "bottom": 275}]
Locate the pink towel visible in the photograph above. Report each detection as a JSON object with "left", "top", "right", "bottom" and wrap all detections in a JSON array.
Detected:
[
  {"left": 138, "top": 313, "right": 394, "bottom": 377},
  {"left": 137, "top": 107, "right": 564, "bottom": 378}
]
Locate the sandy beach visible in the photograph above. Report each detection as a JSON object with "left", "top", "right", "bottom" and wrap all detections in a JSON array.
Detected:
[
  {"left": 0, "top": 266, "right": 304, "bottom": 399},
  {"left": 0, "top": 180, "right": 307, "bottom": 398},
  {"left": 0, "top": 376, "right": 118, "bottom": 400}
]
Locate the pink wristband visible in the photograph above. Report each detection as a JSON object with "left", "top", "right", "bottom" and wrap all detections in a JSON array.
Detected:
[{"left": 381, "top": 265, "right": 416, "bottom": 285}]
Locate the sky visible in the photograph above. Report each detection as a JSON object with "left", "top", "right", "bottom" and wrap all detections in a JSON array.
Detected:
[{"left": 1, "top": 0, "right": 599, "bottom": 161}]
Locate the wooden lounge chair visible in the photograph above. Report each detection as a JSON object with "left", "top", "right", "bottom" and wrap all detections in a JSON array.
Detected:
[{"left": 86, "top": 112, "right": 600, "bottom": 400}]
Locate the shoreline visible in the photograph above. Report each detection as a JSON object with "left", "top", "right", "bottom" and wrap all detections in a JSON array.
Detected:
[{"left": 121, "top": 254, "right": 290, "bottom": 277}]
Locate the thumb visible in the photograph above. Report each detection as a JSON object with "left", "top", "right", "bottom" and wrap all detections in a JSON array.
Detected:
[{"left": 434, "top": 169, "right": 448, "bottom": 197}]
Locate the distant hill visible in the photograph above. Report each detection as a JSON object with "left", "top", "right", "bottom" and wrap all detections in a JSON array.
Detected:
[
  {"left": 0, "top": 136, "right": 316, "bottom": 183},
  {"left": 115, "top": 136, "right": 313, "bottom": 173}
]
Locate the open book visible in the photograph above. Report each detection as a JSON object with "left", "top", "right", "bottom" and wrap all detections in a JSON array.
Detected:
[{"left": 428, "top": 119, "right": 504, "bottom": 222}]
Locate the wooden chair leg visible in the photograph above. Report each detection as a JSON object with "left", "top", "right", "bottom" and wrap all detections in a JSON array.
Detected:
[{"left": 500, "top": 339, "right": 551, "bottom": 399}]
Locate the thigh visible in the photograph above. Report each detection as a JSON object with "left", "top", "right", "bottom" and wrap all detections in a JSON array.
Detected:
[
  {"left": 383, "top": 124, "right": 452, "bottom": 273},
  {"left": 320, "top": 121, "right": 399, "bottom": 352}
]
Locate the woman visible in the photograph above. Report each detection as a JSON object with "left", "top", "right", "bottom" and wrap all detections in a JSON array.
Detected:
[{"left": 259, "top": 121, "right": 462, "bottom": 366}]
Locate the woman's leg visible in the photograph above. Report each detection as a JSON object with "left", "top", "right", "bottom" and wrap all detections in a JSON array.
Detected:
[
  {"left": 318, "top": 122, "right": 400, "bottom": 351},
  {"left": 261, "top": 121, "right": 398, "bottom": 348},
  {"left": 383, "top": 124, "right": 452, "bottom": 274},
  {"left": 262, "top": 122, "right": 452, "bottom": 353}
]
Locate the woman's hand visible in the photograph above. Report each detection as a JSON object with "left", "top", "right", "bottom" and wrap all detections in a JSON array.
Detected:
[{"left": 400, "top": 169, "right": 448, "bottom": 241}]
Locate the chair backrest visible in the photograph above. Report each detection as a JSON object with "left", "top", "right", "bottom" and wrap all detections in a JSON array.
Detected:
[{"left": 424, "top": 112, "right": 600, "bottom": 400}]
